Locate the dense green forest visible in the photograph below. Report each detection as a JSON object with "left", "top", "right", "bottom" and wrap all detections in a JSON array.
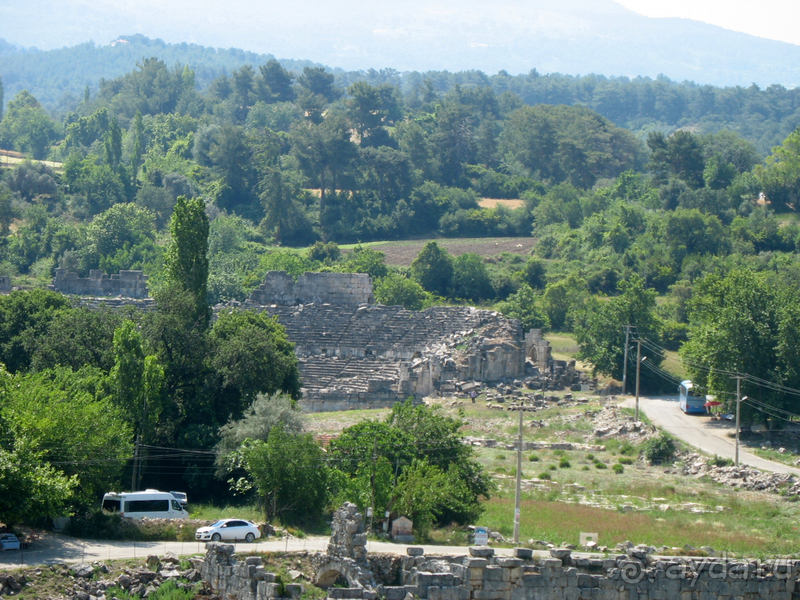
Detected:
[
  {"left": 2, "top": 50, "right": 800, "bottom": 528},
  {"left": 3, "top": 34, "right": 800, "bottom": 153}
]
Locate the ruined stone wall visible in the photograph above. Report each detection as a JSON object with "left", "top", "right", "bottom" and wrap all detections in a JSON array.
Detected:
[
  {"left": 248, "top": 271, "right": 374, "bottom": 306},
  {"left": 201, "top": 544, "right": 305, "bottom": 600},
  {"left": 202, "top": 544, "right": 800, "bottom": 600},
  {"left": 51, "top": 268, "right": 149, "bottom": 298},
  {"left": 384, "top": 546, "right": 799, "bottom": 600},
  {"left": 241, "top": 302, "right": 526, "bottom": 411}
]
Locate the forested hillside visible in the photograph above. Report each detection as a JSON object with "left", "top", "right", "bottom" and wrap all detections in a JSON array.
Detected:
[
  {"left": 3, "top": 35, "right": 800, "bottom": 153},
  {"left": 2, "top": 51, "right": 800, "bottom": 525}
]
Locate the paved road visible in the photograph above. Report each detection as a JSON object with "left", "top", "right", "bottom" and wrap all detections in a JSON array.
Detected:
[
  {"left": 0, "top": 534, "right": 522, "bottom": 569},
  {"left": 627, "top": 395, "right": 800, "bottom": 475}
]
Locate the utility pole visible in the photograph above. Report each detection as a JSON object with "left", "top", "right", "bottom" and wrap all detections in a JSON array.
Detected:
[
  {"left": 634, "top": 339, "right": 642, "bottom": 422},
  {"left": 513, "top": 406, "right": 523, "bottom": 544},
  {"left": 622, "top": 325, "right": 631, "bottom": 395},
  {"left": 734, "top": 376, "right": 744, "bottom": 466},
  {"left": 131, "top": 435, "right": 140, "bottom": 491}
]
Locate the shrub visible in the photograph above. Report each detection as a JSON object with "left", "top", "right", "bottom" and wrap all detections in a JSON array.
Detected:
[
  {"left": 612, "top": 463, "right": 624, "bottom": 474},
  {"left": 64, "top": 509, "right": 203, "bottom": 541},
  {"left": 586, "top": 454, "right": 594, "bottom": 460},
  {"left": 619, "top": 441, "right": 636, "bottom": 456},
  {"left": 538, "top": 472, "right": 552, "bottom": 480},
  {"left": 618, "top": 457, "right": 634, "bottom": 465},
  {"left": 710, "top": 454, "right": 733, "bottom": 467},
  {"left": 528, "top": 454, "right": 540, "bottom": 462},
  {"left": 549, "top": 464, "right": 557, "bottom": 471},
  {"left": 642, "top": 433, "right": 676, "bottom": 464},
  {"left": 559, "top": 459, "right": 571, "bottom": 468},
  {"left": 595, "top": 462, "right": 607, "bottom": 469}
]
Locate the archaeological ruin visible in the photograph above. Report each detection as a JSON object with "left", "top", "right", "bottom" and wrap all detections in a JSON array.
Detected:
[
  {"left": 200, "top": 504, "right": 797, "bottom": 600},
  {"left": 41, "top": 268, "right": 586, "bottom": 411},
  {"left": 51, "top": 268, "right": 150, "bottom": 298},
  {"left": 238, "top": 271, "right": 587, "bottom": 411}
]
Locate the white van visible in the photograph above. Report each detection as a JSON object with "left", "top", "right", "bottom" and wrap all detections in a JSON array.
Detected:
[{"left": 102, "top": 489, "right": 189, "bottom": 519}]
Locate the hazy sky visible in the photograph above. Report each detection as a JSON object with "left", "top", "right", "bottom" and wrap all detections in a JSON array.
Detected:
[{"left": 617, "top": 0, "right": 800, "bottom": 46}]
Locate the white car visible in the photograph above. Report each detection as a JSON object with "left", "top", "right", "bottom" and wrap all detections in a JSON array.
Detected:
[
  {"left": 195, "top": 519, "right": 261, "bottom": 542},
  {"left": 0, "top": 534, "right": 20, "bottom": 551}
]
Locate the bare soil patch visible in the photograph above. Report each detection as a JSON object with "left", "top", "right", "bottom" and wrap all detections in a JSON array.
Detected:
[
  {"left": 478, "top": 198, "right": 526, "bottom": 209},
  {"left": 370, "top": 237, "right": 536, "bottom": 266}
]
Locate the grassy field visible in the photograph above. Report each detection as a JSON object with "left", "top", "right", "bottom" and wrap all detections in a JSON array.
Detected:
[{"left": 308, "top": 393, "right": 800, "bottom": 556}]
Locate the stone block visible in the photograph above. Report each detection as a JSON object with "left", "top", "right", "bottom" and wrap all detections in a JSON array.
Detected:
[
  {"left": 540, "top": 559, "right": 562, "bottom": 569},
  {"left": 284, "top": 584, "right": 303, "bottom": 598},
  {"left": 482, "top": 581, "right": 511, "bottom": 593},
  {"left": 464, "top": 558, "right": 488, "bottom": 569},
  {"left": 428, "top": 586, "right": 464, "bottom": 600},
  {"left": 496, "top": 558, "right": 523, "bottom": 568},
  {"left": 470, "top": 547, "right": 495, "bottom": 558},
  {"left": 382, "top": 588, "right": 407, "bottom": 600},
  {"left": 407, "top": 547, "right": 425, "bottom": 556},
  {"left": 328, "top": 588, "right": 363, "bottom": 599},
  {"left": 513, "top": 548, "right": 533, "bottom": 560},
  {"left": 483, "top": 566, "right": 504, "bottom": 582}
]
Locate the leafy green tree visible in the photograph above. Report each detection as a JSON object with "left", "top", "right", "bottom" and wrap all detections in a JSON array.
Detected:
[
  {"left": 0, "top": 289, "right": 71, "bottom": 373},
  {"left": 109, "top": 320, "right": 163, "bottom": 429},
  {"left": 647, "top": 131, "right": 705, "bottom": 189},
  {"left": 574, "top": 276, "right": 664, "bottom": 392},
  {"left": 338, "top": 246, "right": 389, "bottom": 279},
  {"left": 374, "top": 273, "right": 428, "bottom": 310},
  {"left": 6, "top": 160, "right": 58, "bottom": 202},
  {"left": 0, "top": 440, "right": 76, "bottom": 527},
  {"left": 501, "top": 104, "right": 641, "bottom": 188},
  {"left": 216, "top": 392, "right": 304, "bottom": 461},
  {"left": 411, "top": 241, "right": 454, "bottom": 297},
  {"left": 66, "top": 159, "right": 128, "bottom": 217},
  {"left": 346, "top": 82, "right": 400, "bottom": 147},
  {"left": 328, "top": 400, "right": 491, "bottom": 527},
  {"left": 522, "top": 257, "right": 547, "bottom": 289},
  {"left": 290, "top": 117, "right": 358, "bottom": 217},
  {"left": 87, "top": 203, "right": 156, "bottom": 257},
  {"left": 130, "top": 111, "right": 145, "bottom": 187},
  {"left": 451, "top": 253, "right": 494, "bottom": 302},
  {"left": 681, "top": 269, "right": 800, "bottom": 424},
  {"left": 163, "top": 195, "right": 210, "bottom": 328},
  {"left": 208, "top": 309, "right": 301, "bottom": 418},
  {"left": 235, "top": 425, "right": 329, "bottom": 525},
  {"left": 0, "top": 184, "right": 16, "bottom": 235},
  {"left": 29, "top": 308, "right": 123, "bottom": 373},
  {"left": 257, "top": 60, "right": 295, "bottom": 103},
  {"left": 3, "top": 367, "right": 132, "bottom": 506},
  {"left": 0, "top": 90, "right": 59, "bottom": 159},
  {"left": 393, "top": 459, "right": 451, "bottom": 538},
  {"left": 495, "top": 284, "right": 550, "bottom": 331},
  {"left": 757, "top": 127, "right": 800, "bottom": 212},
  {"left": 297, "top": 67, "right": 341, "bottom": 103},
  {"left": 542, "top": 275, "right": 586, "bottom": 331},
  {"left": 305, "top": 241, "right": 339, "bottom": 264}
]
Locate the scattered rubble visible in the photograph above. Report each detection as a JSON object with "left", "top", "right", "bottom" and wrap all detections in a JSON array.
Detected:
[
  {"left": 591, "top": 406, "right": 658, "bottom": 442},
  {"left": 680, "top": 451, "right": 800, "bottom": 495}
]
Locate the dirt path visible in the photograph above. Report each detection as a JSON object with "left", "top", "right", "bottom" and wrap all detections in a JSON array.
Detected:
[{"left": 625, "top": 395, "right": 800, "bottom": 475}]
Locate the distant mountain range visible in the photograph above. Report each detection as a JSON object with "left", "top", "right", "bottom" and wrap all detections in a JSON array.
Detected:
[{"left": 1, "top": 0, "right": 799, "bottom": 112}]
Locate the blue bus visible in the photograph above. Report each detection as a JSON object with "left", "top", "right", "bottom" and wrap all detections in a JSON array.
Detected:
[{"left": 679, "top": 380, "right": 707, "bottom": 414}]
